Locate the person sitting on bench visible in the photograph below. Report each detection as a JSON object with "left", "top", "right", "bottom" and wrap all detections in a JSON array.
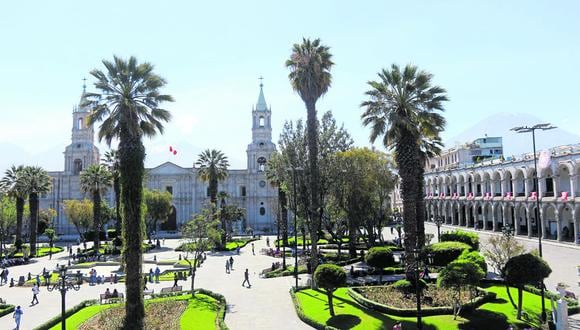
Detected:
[
  {"left": 111, "top": 289, "right": 119, "bottom": 298},
  {"left": 104, "top": 288, "right": 111, "bottom": 298}
]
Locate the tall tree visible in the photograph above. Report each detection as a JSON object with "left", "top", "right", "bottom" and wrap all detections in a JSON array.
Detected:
[
  {"left": 361, "top": 64, "right": 447, "bottom": 275},
  {"left": 102, "top": 149, "right": 121, "bottom": 234},
  {"left": 143, "top": 188, "right": 173, "bottom": 236},
  {"left": 80, "top": 164, "right": 112, "bottom": 252},
  {"left": 1, "top": 165, "right": 26, "bottom": 249},
  {"left": 63, "top": 199, "right": 93, "bottom": 238},
  {"left": 85, "top": 55, "right": 173, "bottom": 329},
  {"left": 196, "top": 149, "right": 229, "bottom": 248},
  {"left": 0, "top": 193, "right": 17, "bottom": 259},
  {"left": 286, "top": 38, "right": 334, "bottom": 276},
  {"left": 266, "top": 152, "right": 289, "bottom": 246},
  {"left": 19, "top": 166, "right": 51, "bottom": 256}
]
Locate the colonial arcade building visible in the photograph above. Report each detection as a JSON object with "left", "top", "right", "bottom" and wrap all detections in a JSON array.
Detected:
[{"left": 422, "top": 144, "right": 580, "bottom": 244}]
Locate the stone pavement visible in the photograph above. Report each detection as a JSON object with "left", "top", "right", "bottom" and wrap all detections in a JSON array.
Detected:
[{"left": 0, "top": 237, "right": 311, "bottom": 329}]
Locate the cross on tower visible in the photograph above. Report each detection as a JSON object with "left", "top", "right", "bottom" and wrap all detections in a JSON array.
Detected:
[{"left": 259, "top": 76, "right": 263, "bottom": 87}]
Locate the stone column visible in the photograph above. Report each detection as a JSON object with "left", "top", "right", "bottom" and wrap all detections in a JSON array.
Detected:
[
  {"left": 500, "top": 178, "right": 506, "bottom": 197},
  {"left": 526, "top": 205, "right": 533, "bottom": 238},
  {"left": 524, "top": 177, "right": 530, "bottom": 197},
  {"left": 491, "top": 204, "right": 497, "bottom": 231},
  {"left": 555, "top": 208, "right": 562, "bottom": 242},
  {"left": 514, "top": 206, "right": 521, "bottom": 235},
  {"left": 553, "top": 176, "right": 560, "bottom": 198},
  {"left": 570, "top": 175, "right": 577, "bottom": 199},
  {"left": 538, "top": 178, "right": 545, "bottom": 199},
  {"left": 540, "top": 208, "right": 548, "bottom": 239},
  {"left": 458, "top": 204, "right": 464, "bottom": 226},
  {"left": 502, "top": 205, "right": 507, "bottom": 228},
  {"left": 573, "top": 208, "right": 578, "bottom": 245},
  {"left": 482, "top": 205, "right": 488, "bottom": 230}
]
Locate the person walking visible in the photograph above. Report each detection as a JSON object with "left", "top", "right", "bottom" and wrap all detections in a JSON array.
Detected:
[
  {"left": 148, "top": 268, "right": 154, "bottom": 283},
  {"left": 31, "top": 284, "right": 40, "bottom": 305},
  {"left": 229, "top": 256, "right": 234, "bottom": 270},
  {"left": 242, "top": 268, "right": 251, "bottom": 288},
  {"left": 143, "top": 275, "right": 149, "bottom": 291},
  {"left": 154, "top": 266, "right": 161, "bottom": 283},
  {"left": 266, "top": 237, "right": 270, "bottom": 247},
  {"left": 225, "top": 260, "right": 230, "bottom": 274},
  {"left": 173, "top": 272, "right": 179, "bottom": 288},
  {"left": 3, "top": 268, "right": 9, "bottom": 285},
  {"left": 13, "top": 305, "right": 23, "bottom": 329},
  {"left": 251, "top": 243, "right": 255, "bottom": 255}
]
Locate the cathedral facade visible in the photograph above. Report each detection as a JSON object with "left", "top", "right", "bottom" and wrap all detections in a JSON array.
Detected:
[{"left": 41, "top": 83, "right": 278, "bottom": 236}]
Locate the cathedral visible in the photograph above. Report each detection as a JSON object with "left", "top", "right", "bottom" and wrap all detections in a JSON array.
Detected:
[{"left": 41, "top": 82, "right": 278, "bottom": 236}]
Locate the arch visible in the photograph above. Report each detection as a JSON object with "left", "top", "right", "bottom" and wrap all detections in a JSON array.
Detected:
[
  {"left": 556, "top": 162, "right": 572, "bottom": 195},
  {"left": 542, "top": 204, "right": 557, "bottom": 239},
  {"left": 259, "top": 116, "right": 265, "bottom": 127},
  {"left": 77, "top": 117, "right": 83, "bottom": 130},
  {"left": 259, "top": 207, "right": 266, "bottom": 216},
  {"left": 257, "top": 156, "right": 267, "bottom": 172},
  {"left": 558, "top": 204, "right": 574, "bottom": 242},
  {"left": 473, "top": 172, "right": 483, "bottom": 196},
  {"left": 504, "top": 170, "right": 514, "bottom": 195},
  {"left": 161, "top": 205, "right": 177, "bottom": 231},
  {"left": 513, "top": 168, "right": 526, "bottom": 197},
  {"left": 73, "top": 159, "right": 82, "bottom": 175}
]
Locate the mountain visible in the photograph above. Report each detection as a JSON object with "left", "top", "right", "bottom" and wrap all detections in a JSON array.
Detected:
[{"left": 444, "top": 113, "right": 580, "bottom": 156}]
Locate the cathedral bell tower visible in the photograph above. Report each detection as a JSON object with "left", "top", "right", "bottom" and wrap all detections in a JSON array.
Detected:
[
  {"left": 63, "top": 83, "right": 100, "bottom": 175},
  {"left": 246, "top": 79, "right": 276, "bottom": 173}
]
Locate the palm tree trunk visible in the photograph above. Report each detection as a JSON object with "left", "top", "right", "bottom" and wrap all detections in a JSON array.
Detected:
[
  {"left": 280, "top": 189, "right": 289, "bottom": 245},
  {"left": 120, "top": 136, "right": 146, "bottom": 330},
  {"left": 93, "top": 190, "right": 101, "bottom": 252},
  {"left": 305, "top": 100, "right": 321, "bottom": 281},
  {"left": 15, "top": 197, "right": 24, "bottom": 250},
  {"left": 416, "top": 165, "right": 427, "bottom": 247},
  {"left": 29, "top": 193, "right": 39, "bottom": 256},
  {"left": 114, "top": 178, "right": 121, "bottom": 234}
]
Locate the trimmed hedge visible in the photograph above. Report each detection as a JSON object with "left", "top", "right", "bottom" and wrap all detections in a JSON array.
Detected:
[
  {"left": 457, "top": 250, "right": 488, "bottom": 274},
  {"left": 425, "top": 241, "right": 471, "bottom": 266},
  {"left": 440, "top": 230, "right": 479, "bottom": 250},
  {"left": 34, "top": 299, "right": 99, "bottom": 330},
  {"left": 348, "top": 286, "right": 496, "bottom": 317},
  {"left": 0, "top": 304, "right": 15, "bottom": 318},
  {"left": 289, "top": 288, "right": 340, "bottom": 330}
]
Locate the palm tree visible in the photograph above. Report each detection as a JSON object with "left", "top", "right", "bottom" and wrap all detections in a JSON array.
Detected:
[
  {"left": 85, "top": 56, "right": 173, "bottom": 329},
  {"left": 1, "top": 165, "right": 26, "bottom": 249},
  {"left": 266, "top": 153, "right": 289, "bottom": 247},
  {"left": 286, "top": 37, "right": 334, "bottom": 275},
  {"left": 19, "top": 166, "right": 51, "bottom": 256},
  {"left": 80, "top": 164, "right": 112, "bottom": 252},
  {"left": 196, "top": 149, "right": 229, "bottom": 247},
  {"left": 361, "top": 64, "right": 447, "bottom": 275},
  {"left": 102, "top": 149, "right": 121, "bottom": 235}
]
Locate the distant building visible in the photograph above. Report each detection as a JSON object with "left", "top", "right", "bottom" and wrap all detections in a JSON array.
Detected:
[
  {"left": 426, "top": 136, "right": 503, "bottom": 170},
  {"left": 41, "top": 82, "right": 278, "bottom": 236}
]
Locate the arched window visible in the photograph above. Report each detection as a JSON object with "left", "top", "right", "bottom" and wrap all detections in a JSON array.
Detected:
[
  {"left": 259, "top": 116, "right": 265, "bottom": 127},
  {"left": 259, "top": 207, "right": 265, "bottom": 216},
  {"left": 73, "top": 159, "right": 82, "bottom": 175},
  {"left": 257, "top": 157, "right": 267, "bottom": 172},
  {"left": 78, "top": 118, "right": 83, "bottom": 129}
]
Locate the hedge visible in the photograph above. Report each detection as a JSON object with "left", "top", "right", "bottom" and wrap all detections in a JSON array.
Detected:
[
  {"left": 34, "top": 299, "right": 99, "bottom": 330},
  {"left": 348, "top": 286, "right": 496, "bottom": 317},
  {"left": 289, "top": 288, "right": 340, "bottom": 330},
  {"left": 425, "top": 241, "right": 471, "bottom": 266},
  {"left": 0, "top": 304, "right": 15, "bottom": 318},
  {"left": 440, "top": 230, "right": 479, "bottom": 250}
]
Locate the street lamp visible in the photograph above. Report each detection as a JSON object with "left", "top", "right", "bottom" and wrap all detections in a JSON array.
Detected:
[
  {"left": 400, "top": 250, "right": 434, "bottom": 330},
  {"left": 393, "top": 212, "right": 403, "bottom": 247},
  {"left": 184, "top": 256, "right": 195, "bottom": 298},
  {"left": 47, "top": 265, "right": 81, "bottom": 330},
  {"left": 511, "top": 123, "right": 556, "bottom": 323},
  {"left": 434, "top": 216, "right": 444, "bottom": 242},
  {"left": 288, "top": 166, "right": 303, "bottom": 289}
]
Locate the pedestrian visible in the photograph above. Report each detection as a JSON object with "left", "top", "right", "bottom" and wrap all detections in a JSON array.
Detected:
[
  {"left": 225, "top": 260, "right": 230, "bottom": 274},
  {"left": 31, "top": 284, "right": 40, "bottom": 305},
  {"left": 3, "top": 268, "right": 9, "bottom": 285},
  {"left": 162, "top": 238, "right": 165, "bottom": 246},
  {"left": 266, "top": 237, "right": 270, "bottom": 247},
  {"left": 0, "top": 269, "right": 4, "bottom": 285},
  {"left": 242, "top": 268, "right": 251, "bottom": 287},
  {"left": 229, "top": 256, "right": 234, "bottom": 269},
  {"left": 173, "top": 272, "right": 179, "bottom": 288},
  {"left": 251, "top": 243, "right": 255, "bottom": 255},
  {"left": 13, "top": 305, "right": 23, "bottom": 329},
  {"left": 143, "top": 275, "right": 149, "bottom": 291},
  {"left": 155, "top": 266, "right": 160, "bottom": 283},
  {"left": 35, "top": 274, "right": 40, "bottom": 287},
  {"left": 149, "top": 268, "right": 154, "bottom": 283}
]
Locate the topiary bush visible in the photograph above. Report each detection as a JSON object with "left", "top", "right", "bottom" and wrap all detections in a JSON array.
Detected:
[
  {"left": 314, "top": 264, "right": 347, "bottom": 316},
  {"left": 457, "top": 250, "right": 487, "bottom": 274},
  {"left": 425, "top": 241, "right": 471, "bottom": 266},
  {"left": 440, "top": 230, "right": 479, "bottom": 250},
  {"left": 365, "top": 247, "right": 395, "bottom": 283}
]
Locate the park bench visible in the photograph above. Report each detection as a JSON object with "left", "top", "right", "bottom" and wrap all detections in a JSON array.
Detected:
[
  {"left": 100, "top": 293, "right": 124, "bottom": 304},
  {"left": 0, "top": 297, "right": 6, "bottom": 304},
  {"left": 160, "top": 286, "right": 182, "bottom": 294},
  {"left": 143, "top": 289, "right": 154, "bottom": 297}
]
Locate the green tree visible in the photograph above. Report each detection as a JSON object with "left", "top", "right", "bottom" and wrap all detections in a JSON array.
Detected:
[
  {"left": 217, "top": 192, "right": 245, "bottom": 241},
  {"left": 483, "top": 234, "right": 525, "bottom": 277},
  {"left": 85, "top": 55, "right": 173, "bottom": 329},
  {"left": 80, "top": 164, "right": 112, "bottom": 251},
  {"left": 437, "top": 259, "right": 485, "bottom": 319},
  {"left": 63, "top": 199, "right": 93, "bottom": 238},
  {"left": 503, "top": 253, "right": 552, "bottom": 320},
  {"left": 286, "top": 38, "right": 334, "bottom": 277},
  {"left": 38, "top": 208, "right": 56, "bottom": 238},
  {"left": 196, "top": 149, "right": 229, "bottom": 248},
  {"left": 181, "top": 207, "right": 220, "bottom": 297},
  {"left": 1, "top": 165, "right": 26, "bottom": 249},
  {"left": 0, "top": 194, "right": 17, "bottom": 258},
  {"left": 143, "top": 188, "right": 173, "bottom": 236},
  {"left": 361, "top": 64, "right": 447, "bottom": 276},
  {"left": 313, "top": 264, "right": 347, "bottom": 316},
  {"left": 365, "top": 246, "right": 395, "bottom": 283},
  {"left": 266, "top": 152, "right": 289, "bottom": 247},
  {"left": 19, "top": 166, "right": 51, "bottom": 256},
  {"left": 102, "top": 149, "right": 122, "bottom": 234}
]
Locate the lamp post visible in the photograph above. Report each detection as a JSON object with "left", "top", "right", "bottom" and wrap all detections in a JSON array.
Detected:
[
  {"left": 47, "top": 265, "right": 81, "bottom": 330},
  {"left": 184, "top": 256, "right": 195, "bottom": 298},
  {"left": 434, "top": 215, "right": 444, "bottom": 242},
  {"left": 400, "top": 250, "right": 433, "bottom": 330},
  {"left": 289, "top": 166, "right": 303, "bottom": 289},
  {"left": 511, "top": 123, "right": 556, "bottom": 323},
  {"left": 393, "top": 212, "right": 403, "bottom": 247}
]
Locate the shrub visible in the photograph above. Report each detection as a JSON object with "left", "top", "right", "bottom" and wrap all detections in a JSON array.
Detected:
[
  {"left": 107, "top": 229, "right": 118, "bottom": 239},
  {"left": 83, "top": 230, "right": 107, "bottom": 242},
  {"left": 425, "top": 241, "right": 471, "bottom": 266},
  {"left": 365, "top": 247, "right": 395, "bottom": 283},
  {"left": 458, "top": 250, "right": 488, "bottom": 274},
  {"left": 391, "top": 279, "right": 426, "bottom": 294},
  {"left": 314, "top": 264, "right": 347, "bottom": 316},
  {"left": 440, "top": 230, "right": 479, "bottom": 250}
]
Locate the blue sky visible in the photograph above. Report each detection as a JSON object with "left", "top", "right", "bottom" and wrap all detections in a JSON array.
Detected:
[{"left": 0, "top": 1, "right": 578, "bottom": 172}]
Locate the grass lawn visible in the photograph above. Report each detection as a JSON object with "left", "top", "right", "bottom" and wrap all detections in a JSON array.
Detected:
[
  {"left": 48, "top": 293, "right": 219, "bottom": 330},
  {"left": 295, "top": 284, "right": 552, "bottom": 330},
  {"left": 277, "top": 237, "right": 329, "bottom": 247},
  {"left": 24, "top": 272, "right": 60, "bottom": 286},
  {"left": 223, "top": 238, "right": 256, "bottom": 251},
  {"left": 12, "top": 246, "right": 63, "bottom": 258},
  {"left": 263, "top": 265, "right": 308, "bottom": 278}
]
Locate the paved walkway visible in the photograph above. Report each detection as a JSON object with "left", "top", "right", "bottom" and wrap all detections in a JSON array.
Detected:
[{"left": 0, "top": 237, "right": 311, "bottom": 329}]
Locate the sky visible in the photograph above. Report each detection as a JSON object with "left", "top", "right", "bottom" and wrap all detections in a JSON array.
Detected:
[{"left": 0, "top": 1, "right": 579, "bottom": 173}]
